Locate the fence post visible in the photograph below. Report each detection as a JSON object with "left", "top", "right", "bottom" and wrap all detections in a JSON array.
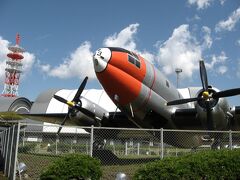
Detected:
[
  {"left": 0, "top": 133, "right": 1, "bottom": 150},
  {"left": 161, "top": 128, "right": 164, "bottom": 159},
  {"left": 229, "top": 130, "right": 232, "bottom": 150},
  {"left": 8, "top": 125, "right": 15, "bottom": 178},
  {"left": 3, "top": 130, "right": 7, "bottom": 157},
  {"left": 0, "top": 132, "right": 3, "bottom": 156},
  {"left": 90, "top": 125, "right": 94, "bottom": 157},
  {"left": 12, "top": 122, "right": 21, "bottom": 180},
  {"left": 4, "top": 127, "right": 11, "bottom": 176},
  {"left": 125, "top": 141, "right": 128, "bottom": 156},
  {"left": 4, "top": 128, "right": 10, "bottom": 175},
  {"left": 137, "top": 142, "right": 140, "bottom": 156},
  {"left": 2, "top": 129, "right": 7, "bottom": 165},
  {"left": 56, "top": 135, "right": 59, "bottom": 155}
]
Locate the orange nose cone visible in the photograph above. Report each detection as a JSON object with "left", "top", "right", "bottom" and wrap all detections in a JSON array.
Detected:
[
  {"left": 96, "top": 64, "right": 142, "bottom": 105},
  {"left": 94, "top": 48, "right": 146, "bottom": 106}
]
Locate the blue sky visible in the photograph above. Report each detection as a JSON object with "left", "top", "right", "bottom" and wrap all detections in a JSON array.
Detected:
[{"left": 0, "top": 0, "right": 240, "bottom": 106}]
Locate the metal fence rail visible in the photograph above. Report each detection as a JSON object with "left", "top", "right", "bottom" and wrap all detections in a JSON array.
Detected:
[{"left": 1, "top": 122, "right": 240, "bottom": 179}]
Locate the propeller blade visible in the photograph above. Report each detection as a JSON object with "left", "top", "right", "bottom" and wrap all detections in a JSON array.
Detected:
[
  {"left": 73, "top": 77, "right": 88, "bottom": 103},
  {"left": 57, "top": 112, "right": 69, "bottom": 134},
  {"left": 54, "top": 95, "right": 75, "bottom": 107},
  {"left": 167, "top": 97, "right": 199, "bottom": 106},
  {"left": 199, "top": 60, "right": 208, "bottom": 91},
  {"left": 212, "top": 88, "right": 240, "bottom": 99},
  {"left": 54, "top": 77, "right": 91, "bottom": 134},
  {"left": 53, "top": 95, "right": 68, "bottom": 104}
]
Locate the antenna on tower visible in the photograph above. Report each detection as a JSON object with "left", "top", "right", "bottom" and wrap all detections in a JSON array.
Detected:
[
  {"left": 2, "top": 34, "right": 25, "bottom": 97},
  {"left": 16, "top": 33, "right": 20, "bottom": 45}
]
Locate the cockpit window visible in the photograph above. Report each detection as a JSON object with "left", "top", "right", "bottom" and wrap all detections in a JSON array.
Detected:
[
  {"left": 108, "top": 47, "right": 131, "bottom": 54},
  {"left": 128, "top": 53, "right": 141, "bottom": 68}
]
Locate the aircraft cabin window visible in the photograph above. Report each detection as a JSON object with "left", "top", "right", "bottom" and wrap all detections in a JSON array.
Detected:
[
  {"left": 128, "top": 54, "right": 141, "bottom": 68},
  {"left": 166, "top": 80, "right": 170, "bottom": 88}
]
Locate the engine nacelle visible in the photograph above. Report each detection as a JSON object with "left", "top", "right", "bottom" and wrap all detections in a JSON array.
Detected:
[
  {"left": 195, "top": 87, "right": 230, "bottom": 130},
  {"left": 70, "top": 97, "right": 109, "bottom": 126},
  {"left": 178, "top": 87, "right": 231, "bottom": 130},
  {"left": 230, "top": 106, "right": 240, "bottom": 130}
]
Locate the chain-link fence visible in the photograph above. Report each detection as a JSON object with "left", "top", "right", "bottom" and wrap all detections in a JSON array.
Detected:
[{"left": 1, "top": 123, "right": 240, "bottom": 179}]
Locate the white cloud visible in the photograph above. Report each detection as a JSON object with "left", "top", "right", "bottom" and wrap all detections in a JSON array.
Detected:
[
  {"left": 103, "top": 23, "right": 139, "bottom": 51},
  {"left": 202, "top": 26, "right": 212, "bottom": 49},
  {"left": 0, "top": 36, "right": 35, "bottom": 82},
  {"left": 217, "top": 66, "right": 227, "bottom": 74},
  {"left": 237, "top": 39, "right": 240, "bottom": 46},
  {"left": 22, "top": 52, "right": 36, "bottom": 78},
  {"left": 187, "top": 0, "right": 213, "bottom": 10},
  {"left": 157, "top": 24, "right": 202, "bottom": 78},
  {"left": 0, "top": 37, "right": 10, "bottom": 81},
  {"left": 39, "top": 23, "right": 155, "bottom": 80},
  {"left": 215, "top": 7, "right": 240, "bottom": 32},
  {"left": 205, "top": 51, "right": 228, "bottom": 75},
  {"left": 205, "top": 51, "right": 227, "bottom": 69},
  {"left": 186, "top": 14, "right": 201, "bottom": 22},
  {"left": 194, "top": 14, "right": 201, "bottom": 20},
  {"left": 156, "top": 24, "right": 225, "bottom": 78},
  {"left": 219, "top": 0, "right": 226, "bottom": 5},
  {"left": 38, "top": 63, "right": 50, "bottom": 72},
  {"left": 37, "top": 23, "right": 224, "bottom": 81},
  {"left": 40, "top": 41, "right": 95, "bottom": 79},
  {"left": 138, "top": 51, "right": 155, "bottom": 64},
  {"left": 103, "top": 23, "right": 155, "bottom": 63}
]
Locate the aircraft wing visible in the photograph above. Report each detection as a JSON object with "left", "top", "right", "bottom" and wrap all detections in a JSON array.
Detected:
[
  {"left": 101, "top": 112, "right": 138, "bottom": 128},
  {"left": 0, "top": 111, "right": 68, "bottom": 124},
  {"left": 27, "top": 88, "right": 116, "bottom": 126},
  {"left": 24, "top": 113, "right": 69, "bottom": 125},
  {"left": 0, "top": 88, "right": 138, "bottom": 129},
  {"left": 171, "top": 108, "right": 201, "bottom": 129}
]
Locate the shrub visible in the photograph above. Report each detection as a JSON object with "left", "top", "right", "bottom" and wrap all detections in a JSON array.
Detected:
[
  {"left": 134, "top": 149, "right": 240, "bottom": 180},
  {"left": 40, "top": 153, "right": 102, "bottom": 180}
]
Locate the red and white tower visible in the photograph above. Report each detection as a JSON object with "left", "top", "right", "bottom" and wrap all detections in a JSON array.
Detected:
[{"left": 2, "top": 34, "right": 25, "bottom": 97}]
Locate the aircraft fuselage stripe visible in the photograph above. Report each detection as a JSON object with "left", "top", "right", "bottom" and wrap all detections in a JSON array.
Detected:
[{"left": 135, "top": 63, "right": 156, "bottom": 112}]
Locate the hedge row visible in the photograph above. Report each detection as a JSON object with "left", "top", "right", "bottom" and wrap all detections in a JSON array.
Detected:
[
  {"left": 134, "top": 149, "right": 240, "bottom": 179},
  {"left": 40, "top": 154, "right": 102, "bottom": 180}
]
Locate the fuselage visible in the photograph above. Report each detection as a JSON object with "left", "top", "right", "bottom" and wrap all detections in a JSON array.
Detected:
[{"left": 93, "top": 47, "right": 231, "bottom": 131}]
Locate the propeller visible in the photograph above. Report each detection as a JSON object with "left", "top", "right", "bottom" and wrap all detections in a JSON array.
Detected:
[
  {"left": 199, "top": 60, "right": 208, "bottom": 91},
  {"left": 53, "top": 77, "right": 95, "bottom": 134},
  {"left": 167, "top": 97, "right": 199, "bottom": 106},
  {"left": 167, "top": 60, "right": 240, "bottom": 130},
  {"left": 212, "top": 88, "right": 240, "bottom": 99}
]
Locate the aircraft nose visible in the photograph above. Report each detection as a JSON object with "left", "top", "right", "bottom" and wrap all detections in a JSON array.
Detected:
[{"left": 93, "top": 48, "right": 111, "bottom": 72}]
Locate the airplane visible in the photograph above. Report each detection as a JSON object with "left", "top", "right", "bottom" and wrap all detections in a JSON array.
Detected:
[
  {"left": 2, "top": 47, "right": 240, "bottom": 148},
  {"left": 50, "top": 47, "right": 240, "bottom": 148}
]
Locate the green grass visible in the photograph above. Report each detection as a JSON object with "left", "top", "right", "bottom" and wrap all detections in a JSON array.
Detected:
[{"left": 0, "top": 171, "right": 8, "bottom": 180}]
